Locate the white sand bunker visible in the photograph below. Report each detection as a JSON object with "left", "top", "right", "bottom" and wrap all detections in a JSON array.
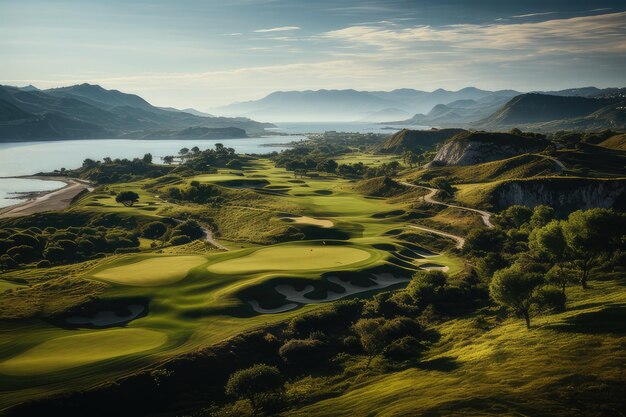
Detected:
[
  {"left": 281, "top": 215, "right": 334, "bottom": 228},
  {"left": 66, "top": 304, "right": 146, "bottom": 327},
  {"left": 249, "top": 273, "right": 410, "bottom": 314},
  {"left": 419, "top": 263, "right": 450, "bottom": 272}
]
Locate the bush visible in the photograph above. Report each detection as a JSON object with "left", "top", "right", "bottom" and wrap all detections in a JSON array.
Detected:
[
  {"left": 114, "top": 247, "right": 141, "bottom": 254},
  {"left": 36, "top": 260, "right": 52, "bottom": 268},
  {"left": 384, "top": 336, "right": 422, "bottom": 361},
  {"left": 0, "top": 254, "right": 17, "bottom": 269},
  {"left": 535, "top": 287, "right": 566, "bottom": 313},
  {"left": 141, "top": 221, "right": 169, "bottom": 239},
  {"left": 169, "top": 235, "right": 192, "bottom": 246},
  {"left": 225, "top": 364, "right": 284, "bottom": 415},
  {"left": 172, "top": 220, "right": 205, "bottom": 240},
  {"left": 7, "top": 245, "right": 38, "bottom": 264},
  {"left": 279, "top": 339, "right": 327, "bottom": 369}
]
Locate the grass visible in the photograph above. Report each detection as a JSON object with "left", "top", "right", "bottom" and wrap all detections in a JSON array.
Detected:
[
  {"left": 91, "top": 255, "right": 208, "bottom": 286},
  {"left": 0, "top": 157, "right": 469, "bottom": 410},
  {"left": 286, "top": 275, "right": 626, "bottom": 417},
  {"left": 0, "top": 328, "right": 168, "bottom": 376},
  {"left": 206, "top": 244, "right": 373, "bottom": 275}
]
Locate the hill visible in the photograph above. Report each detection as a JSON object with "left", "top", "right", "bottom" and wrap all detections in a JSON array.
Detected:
[
  {"left": 373, "top": 128, "right": 466, "bottom": 153},
  {"left": 477, "top": 93, "right": 622, "bottom": 129},
  {"left": 216, "top": 88, "right": 521, "bottom": 122},
  {"left": 430, "top": 131, "right": 550, "bottom": 166},
  {"left": 597, "top": 133, "right": 626, "bottom": 150},
  {"left": 0, "top": 84, "right": 274, "bottom": 141}
]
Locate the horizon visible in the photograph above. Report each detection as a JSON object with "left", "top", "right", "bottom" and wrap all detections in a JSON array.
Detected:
[{"left": 2, "top": 0, "right": 625, "bottom": 111}]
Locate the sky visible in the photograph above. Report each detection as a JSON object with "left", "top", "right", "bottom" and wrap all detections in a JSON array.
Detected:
[{"left": 1, "top": 0, "right": 625, "bottom": 110}]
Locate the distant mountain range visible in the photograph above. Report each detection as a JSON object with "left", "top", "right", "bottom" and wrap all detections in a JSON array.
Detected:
[
  {"left": 0, "top": 84, "right": 274, "bottom": 142},
  {"left": 216, "top": 86, "right": 626, "bottom": 131},
  {"left": 216, "top": 87, "right": 519, "bottom": 122}
]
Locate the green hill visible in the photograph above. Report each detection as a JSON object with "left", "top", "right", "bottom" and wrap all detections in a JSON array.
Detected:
[{"left": 373, "top": 128, "right": 466, "bottom": 153}]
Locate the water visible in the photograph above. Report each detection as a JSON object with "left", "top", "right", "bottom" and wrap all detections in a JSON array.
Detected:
[
  {"left": 0, "top": 135, "right": 298, "bottom": 208},
  {"left": 0, "top": 122, "right": 430, "bottom": 208},
  {"left": 0, "top": 178, "right": 66, "bottom": 208},
  {"left": 272, "top": 122, "right": 426, "bottom": 134}
]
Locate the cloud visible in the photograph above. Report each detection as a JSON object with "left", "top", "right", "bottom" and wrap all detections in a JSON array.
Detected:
[
  {"left": 511, "top": 12, "right": 557, "bottom": 18},
  {"left": 254, "top": 26, "right": 300, "bottom": 33},
  {"left": 322, "top": 12, "right": 626, "bottom": 55}
]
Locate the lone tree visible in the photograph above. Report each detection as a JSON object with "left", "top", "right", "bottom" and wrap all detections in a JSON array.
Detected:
[
  {"left": 142, "top": 153, "right": 152, "bottom": 164},
  {"left": 489, "top": 264, "right": 544, "bottom": 329},
  {"left": 115, "top": 191, "right": 140, "bottom": 207},
  {"left": 162, "top": 155, "right": 174, "bottom": 164},
  {"left": 225, "top": 364, "right": 284, "bottom": 416}
]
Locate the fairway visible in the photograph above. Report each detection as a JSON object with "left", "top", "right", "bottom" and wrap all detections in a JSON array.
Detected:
[
  {"left": 0, "top": 329, "right": 167, "bottom": 376},
  {"left": 93, "top": 255, "right": 207, "bottom": 286},
  {"left": 207, "top": 245, "right": 372, "bottom": 274}
]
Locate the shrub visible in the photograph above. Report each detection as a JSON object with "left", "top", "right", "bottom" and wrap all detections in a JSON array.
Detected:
[
  {"left": 384, "top": 336, "right": 422, "bottom": 361},
  {"left": 279, "top": 339, "right": 327, "bottom": 369},
  {"left": 7, "top": 245, "right": 38, "bottom": 264},
  {"left": 225, "top": 364, "right": 284, "bottom": 415},
  {"left": 169, "top": 235, "right": 191, "bottom": 246},
  {"left": 141, "top": 221, "right": 169, "bottom": 239},
  {"left": 535, "top": 287, "right": 567, "bottom": 313},
  {"left": 172, "top": 220, "right": 205, "bottom": 240},
  {"left": 114, "top": 247, "right": 141, "bottom": 254}
]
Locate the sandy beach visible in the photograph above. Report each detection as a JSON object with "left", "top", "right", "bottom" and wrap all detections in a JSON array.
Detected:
[{"left": 0, "top": 176, "right": 93, "bottom": 219}]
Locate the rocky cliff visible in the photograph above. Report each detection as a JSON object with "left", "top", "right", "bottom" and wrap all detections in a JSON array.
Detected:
[
  {"left": 489, "top": 178, "right": 626, "bottom": 213},
  {"left": 431, "top": 131, "right": 549, "bottom": 166}
]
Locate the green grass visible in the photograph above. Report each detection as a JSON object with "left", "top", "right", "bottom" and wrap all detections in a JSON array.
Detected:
[
  {"left": 286, "top": 276, "right": 626, "bottom": 417},
  {"left": 92, "top": 255, "right": 208, "bottom": 286}
]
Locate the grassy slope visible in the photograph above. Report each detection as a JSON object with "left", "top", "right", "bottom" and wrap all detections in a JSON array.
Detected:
[
  {"left": 597, "top": 133, "right": 626, "bottom": 151},
  {"left": 287, "top": 275, "right": 626, "bottom": 417},
  {"left": 0, "top": 156, "right": 469, "bottom": 410}
]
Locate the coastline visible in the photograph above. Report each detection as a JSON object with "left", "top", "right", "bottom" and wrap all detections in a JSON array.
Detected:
[{"left": 0, "top": 176, "right": 93, "bottom": 219}]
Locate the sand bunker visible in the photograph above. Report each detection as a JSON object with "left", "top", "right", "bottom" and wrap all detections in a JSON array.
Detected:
[
  {"left": 207, "top": 246, "right": 371, "bottom": 275},
  {"left": 65, "top": 304, "right": 146, "bottom": 327},
  {"left": 281, "top": 215, "right": 334, "bottom": 228},
  {"left": 94, "top": 255, "right": 206, "bottom": 286},
  {"left": 419, "top": 263, "right": 450, "bottom": 272},
  {"left": 249, "top": 273, "right": 410, "bottom": 314},
  {"left": 0, "top": 328, "right": 167, "bottom": 376}
]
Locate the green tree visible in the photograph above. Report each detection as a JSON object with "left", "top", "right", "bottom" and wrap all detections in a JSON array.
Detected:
[
  {"left": 529, "top": 220, "right": 571, "bottom": 295},
  {"left": 162, "top": 155, "right": 174, "bottom": 164},
  {"left": 561, "top": 208, "right": 624, "bottom": 289},
  {"left": 497, "top": 205, "right": 533, "bottom": 229},
  {"left": 115, "top": 191, "right": 140, "bottom": 207},
  {"left": 352, "top": 317, "right": 421, "bottom": 369},
  {"left": 225, "top": 364, "right": 284, "bottom": 416},
  {"left": 142, "top": 153, "right": 152, "bottom": 164},
  {"left": 530, "top": 205, "right": 555, "bottom": 229},
  {"left": 489, "top": 264, "right": 544, "bottom": 329}
]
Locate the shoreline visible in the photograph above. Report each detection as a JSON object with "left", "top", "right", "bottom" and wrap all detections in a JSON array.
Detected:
[{"left": 0, "top": 176, "right": 93, "bottom": 219}]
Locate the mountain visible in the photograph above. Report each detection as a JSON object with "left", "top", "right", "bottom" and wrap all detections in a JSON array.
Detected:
[
  {"left": 477, "top": 93, "right": 625, "bottom": 130},
  {"left": 181, "top": 108, "right": 215, "bottom": 118},
  {"left": 373, "top": 128, "right": 466, "bottom": 153},
  {"left": 431, "top": 131, "right": 551, "bottom": 166},
  {"left": 0, "top": 84, "right": 274, "bottom": 141},
  {"left": 215, "top": 88, "right": 521, "bottom": 122}
]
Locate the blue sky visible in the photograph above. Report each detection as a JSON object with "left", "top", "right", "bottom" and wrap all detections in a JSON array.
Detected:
[{"left": 1, "top": 0, "right": 625, "bottom": 110}]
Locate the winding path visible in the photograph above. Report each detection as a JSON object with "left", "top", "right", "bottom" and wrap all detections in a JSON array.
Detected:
[
  {"left": 171, "top": 218, "right": 229, "bottom": 251},
  {"left": 399, "top": 181, "right": 496, "bottom": 249},
  {"left": 400, "top": 182, "right": 494, "bottom": 228}
]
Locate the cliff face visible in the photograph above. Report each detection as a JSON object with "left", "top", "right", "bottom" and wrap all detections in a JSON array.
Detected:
[
  {"left": 431, "top": 132, "right": 549, "bottom": 166},
  {"left": 490, "top": 178, "right": 626, "bottom": 213}
]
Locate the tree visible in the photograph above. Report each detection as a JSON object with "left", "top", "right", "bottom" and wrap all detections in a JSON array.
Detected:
[
  {"left": 497, "top": 205, "right": 533, "bottom": 229},
  {"left": 352, "top": 317, "right": 421, "bottom": 369},
  {"left": 141, "top": 221, "right": 168, "bottom": 239},
  {"left": 561, "top": 208, "right": 624, "bottom": 289},
  {"left": 162, "top": 156, "right": 174, "bottom": 164},
  {"left": 179, "top": 147, "right": 189, "bottom": 156},
  {"left": 489, "top": 264, "right": 544, "bottom": 329},
  {"left": 142, "top": 153, "right": 152, "bottom": 164},
  {"left": 115, "top": 191, "right": 140, "bottom": 207},
  {"left": 402, "top": 150, "right": 419, "bottom": 167},
  {"left": 191, "top": 146, "right": 200, "bottom": 154},
  {"left": 529, "top": 220, "right": 572, "bottom": 295},
  {"left": 530, "top": 205, "right": 555, "bottom": 229},
  {"left": 225, "top": 364, "right": 284, "bottom": 416}
]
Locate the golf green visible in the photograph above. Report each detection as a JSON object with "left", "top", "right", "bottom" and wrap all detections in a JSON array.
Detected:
[
  {"left": 206, "top": 245, "right": 372, "bottom": 274},
  {"left": 93, "top": 255, "right": 207, "bottom": 286},
  {"left": 0, "top": 328, "right": 167, "bottom": 376}
]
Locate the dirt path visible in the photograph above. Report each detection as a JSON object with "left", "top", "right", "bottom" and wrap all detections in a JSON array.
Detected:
[
  {"left": 171, "top": 218, "right": 229, "bottom": 251},
  {"left": 406, "top": 224, "right": 466, "bottom": 249},
  {"left": 0, "top": 177, "right": 92, "bottom": 219},
  {"left": 400, "top": 182, "right": 494, "bottom": 228}
]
